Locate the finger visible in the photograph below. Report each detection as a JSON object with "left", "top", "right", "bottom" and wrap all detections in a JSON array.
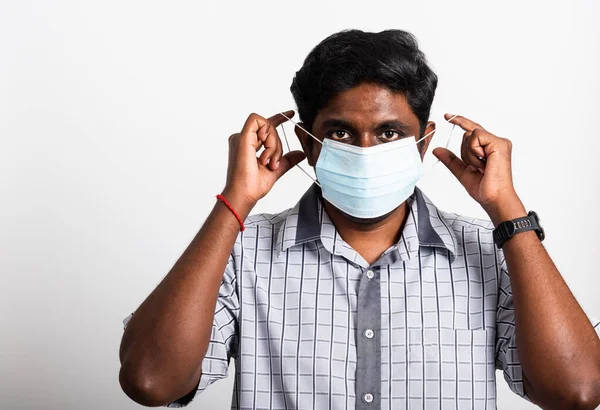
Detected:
[
  {"left": 468, "top": 128, "right": 488, "bottom": 161},
  {"left": 243, "top": 111, "right": 293, "bottom": 154},
  {"left": 471, "top": 128, "right": 506, "bottom": 163},
  {"left": 241, "top": 112, "right": 269, "bottom": 138},
  {"left": 461, "top": 130, "right": 487, "bottom": 169},
  {"left": 444, "top": 113, "right": 484, "bottom": 133},
  {"left": 268, "top": 129, "right": 284, "bottom": 170},
  {"left": 273, "top": 150, "right": 306, "bottom": 179},
  {"left": 275, "top": 130, "right": 284, "bottom": 169},
  {"left": 432, "top": 147, "right": 481, "bottom": 186},
  {"left": 256, "top": 121, "right": 272, "bottom": 150},
  {"left": 266, "top": 110, "right": 295, "bottom": 128},
  {"left": 228, "top": 133, "right": 240, "bottom": 145},
  {"left": 259, "top": 125, "right": 283, "bottom": 168}
]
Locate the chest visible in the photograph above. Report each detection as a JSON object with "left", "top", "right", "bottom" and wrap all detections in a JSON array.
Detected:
[
  {"left": 234, "top": 244, "right": 500, "bottom": 408},
  {"left": 239, "top": 243, "right": 500, "bottom": 332}
]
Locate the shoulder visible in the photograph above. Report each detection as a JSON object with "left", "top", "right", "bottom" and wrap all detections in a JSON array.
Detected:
[
  {"left": 436, "top": 207, "right": 498, "bottom": 252},
  {"left": 225, "top": 207, "right": 295, "bottom": 271},
  {"left": 243, "top": 207, "right": 292, "bottom": 230},
  {"left": 231, "top": 207, "right": 294, "bottom": 253},
  {"left": 414, "top": 187, "right": 495, "bottom": 249},
  {"left": 439, "top": 209, "right": 495, "bottom": 232}
]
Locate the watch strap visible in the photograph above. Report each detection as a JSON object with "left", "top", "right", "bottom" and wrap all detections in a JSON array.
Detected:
[{"left": 493, "top": 213, "right": 540, "bottom": 249}]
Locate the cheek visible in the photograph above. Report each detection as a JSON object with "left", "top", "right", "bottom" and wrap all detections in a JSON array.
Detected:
[
  {"left": 417, "top": 142, "right": 427, "bottom": 160},
  {"left": 309, "top": 141, "right": 323, "bottom": 167}
]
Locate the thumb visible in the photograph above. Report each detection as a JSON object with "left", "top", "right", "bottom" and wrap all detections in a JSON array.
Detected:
[
  {"left": 432, "top": 147, "right": 456, "bottom": 169},
  {"left": 432, "top": 147, "right": 468, "bottom": 181},
  {"left": 433, "top": 146, "right": 483, "bottom": 191},
  {"left": 274, "top": 150, "right": 306, "bottom": 179}
]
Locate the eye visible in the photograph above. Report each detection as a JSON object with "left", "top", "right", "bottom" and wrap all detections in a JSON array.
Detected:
[
  {"left": 380, "top": 130, "right": 401, "bottom": 141},
  {"left": 327, "top": 130, "right": 350, "bottom": 140}
]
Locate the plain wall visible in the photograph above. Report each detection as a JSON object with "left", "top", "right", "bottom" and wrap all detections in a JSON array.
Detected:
[{"left": 1, "top": 0, "right": 599, "bottom": 409}]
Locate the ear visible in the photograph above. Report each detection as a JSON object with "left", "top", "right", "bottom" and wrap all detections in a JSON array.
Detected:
[
  {"left": 294, "top": 122, "right": 319, "bottom": 167},
  {"left": 418, "top": 121, "right": 436, "bottom": 160}
]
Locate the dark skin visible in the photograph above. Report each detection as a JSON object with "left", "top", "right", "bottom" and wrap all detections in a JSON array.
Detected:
[
  {"left": 119, "top": 82, "right": 600, "bottom": 409},
  {"left": 295, "top": 83, "right": 434, "bottom": 265}
]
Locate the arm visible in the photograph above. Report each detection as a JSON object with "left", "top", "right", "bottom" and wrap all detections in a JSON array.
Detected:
[
  {"left": 489, "top": 197, "right": 600, "bottom": 409},
  {"left": 118, "top": 111, "right": 305, "bottom": 406},
  {"left": 434, "top": 114, "right": 600, "bottom": 410},
  {"left": 119, "top": 193, "right": 251, "bottom": 406}
]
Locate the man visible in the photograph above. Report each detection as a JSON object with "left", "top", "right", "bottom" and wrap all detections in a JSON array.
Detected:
[{"left": 118, "top": 29, "right": 600, "bottom": 409}]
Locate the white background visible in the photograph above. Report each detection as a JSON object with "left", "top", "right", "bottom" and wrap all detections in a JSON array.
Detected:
[{"left": 1, "top": 1, "right": 599, "bottom": 409}]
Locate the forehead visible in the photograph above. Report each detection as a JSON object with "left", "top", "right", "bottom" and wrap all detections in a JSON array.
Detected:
[{"left": 314, "top": 82, "right": 418, "bottom": 127}]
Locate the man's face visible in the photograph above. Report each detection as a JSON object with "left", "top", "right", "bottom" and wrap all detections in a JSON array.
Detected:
[{"left": 296, "top": 82, "right": 436, "bottom": 224}]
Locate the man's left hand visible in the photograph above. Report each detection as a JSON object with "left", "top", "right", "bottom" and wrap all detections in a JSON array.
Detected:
[{"left": 432, "top": 113, "right": 527, "bottom": 226}]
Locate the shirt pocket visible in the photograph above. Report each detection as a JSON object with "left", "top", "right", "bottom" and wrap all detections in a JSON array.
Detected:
[{"left": 408, "top": 328, "right": 496, "bottom": 409}]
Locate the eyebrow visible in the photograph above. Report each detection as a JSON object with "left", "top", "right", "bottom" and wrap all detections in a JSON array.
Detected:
[
  {"left": 374, "top": 120, "right": 411, "bottom": 132},
  {"left": 320, "top": 118, "right": 411, "bottom": 134}
]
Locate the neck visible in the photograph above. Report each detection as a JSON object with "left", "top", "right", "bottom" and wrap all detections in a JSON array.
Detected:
[{"left": 323, "top": 199, "right": 410, "bottom": 265}]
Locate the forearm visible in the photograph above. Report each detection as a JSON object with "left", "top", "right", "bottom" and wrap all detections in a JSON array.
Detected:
[
  {"left": 119, "top": 191, "right": 253, "bottom": 406},
  {"left": 488, "top": 198, "right": 600, "bottom": 408}
]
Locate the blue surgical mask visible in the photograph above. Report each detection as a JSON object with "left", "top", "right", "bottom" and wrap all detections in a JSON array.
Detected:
[{"left": 279, "top": 113, "right": 456, "bottom": 219}]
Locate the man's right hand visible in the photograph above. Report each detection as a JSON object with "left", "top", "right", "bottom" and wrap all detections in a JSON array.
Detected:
[{"left": 221, "top": 110, "right": 306, "bottom": 211}]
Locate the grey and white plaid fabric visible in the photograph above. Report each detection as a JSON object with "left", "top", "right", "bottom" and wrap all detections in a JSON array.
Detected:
[{"left": 123, "top": 183, "right": 600, "bottom": 409}]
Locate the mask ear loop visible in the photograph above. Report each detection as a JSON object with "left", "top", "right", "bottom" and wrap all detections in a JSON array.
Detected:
[
  {"left": 278, "top": 112, "right": 322, "bottom": 187},
  {"left": 277, "top": 111, "right": 459, "bottom": 185},
  {"left": 416, "top": 114, "right": 458, "bottom": 171}
]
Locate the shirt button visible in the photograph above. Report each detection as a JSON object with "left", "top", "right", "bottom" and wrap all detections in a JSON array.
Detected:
[
  {"left": 363, "top": 393, "right": 374, "bottom": 403},
  {"left": 366, "top": 270, "right": 374, "bottom": 279},
  {"left": 364, "top": 328, "right": 374, "bottom": 339}
]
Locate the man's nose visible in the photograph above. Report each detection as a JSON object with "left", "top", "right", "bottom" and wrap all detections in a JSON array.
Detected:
[{"left": 354, "top": 134, "right": 378, "bottom": 148}]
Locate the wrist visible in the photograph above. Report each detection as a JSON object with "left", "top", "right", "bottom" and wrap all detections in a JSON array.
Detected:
[
  {"left": 219, "top": 188, "right": 256, "bottom": 221},
  {"left": 484, "top": 192, "right": 527, "bottom": 227}
]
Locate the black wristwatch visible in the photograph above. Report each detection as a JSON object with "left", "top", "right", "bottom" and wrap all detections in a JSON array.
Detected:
[{"left": 493, "top": 210, "right": 545, "bottom": 249}]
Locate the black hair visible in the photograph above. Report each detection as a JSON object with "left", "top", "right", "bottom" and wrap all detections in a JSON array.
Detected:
[{"left": 290, "top": 29, "right": 438, "bottom": 137}]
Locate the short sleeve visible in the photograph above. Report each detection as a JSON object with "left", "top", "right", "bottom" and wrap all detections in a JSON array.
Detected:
[
  {"left": 494, "top": 253, "right": 531, "bottom": 402},
  {"left": 494, "top": 250, "right": 600, "bottom": 402},
  {"left": 122, "top": 252, "right": 240, "bottom": 408}
]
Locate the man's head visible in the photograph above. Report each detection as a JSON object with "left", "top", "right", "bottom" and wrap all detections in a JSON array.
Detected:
[{"left": 289, "top": 29, "right": 438, "bottom": 223}]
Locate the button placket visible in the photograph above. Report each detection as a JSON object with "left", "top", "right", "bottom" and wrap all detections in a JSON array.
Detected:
[{"left": 356, "top": 266, "right": 381, "bottom": 409}]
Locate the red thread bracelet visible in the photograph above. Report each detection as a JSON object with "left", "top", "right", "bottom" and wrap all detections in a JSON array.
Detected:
[{"left": 216, "top": 194, "right": 245, "bottom": 231}]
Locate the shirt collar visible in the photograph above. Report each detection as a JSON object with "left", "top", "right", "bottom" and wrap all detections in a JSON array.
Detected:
[{"left": 275, "top": 183, "right": 457, "bottom": 263}]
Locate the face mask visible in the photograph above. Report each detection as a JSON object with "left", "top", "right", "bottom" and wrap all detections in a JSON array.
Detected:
[{"left": 278, "top": 113, "right": 457, "bottom": 219}]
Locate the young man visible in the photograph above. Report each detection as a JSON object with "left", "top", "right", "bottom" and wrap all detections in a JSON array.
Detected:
[{"left": 119, "top": 30, "right": 600, "bottom": 409}]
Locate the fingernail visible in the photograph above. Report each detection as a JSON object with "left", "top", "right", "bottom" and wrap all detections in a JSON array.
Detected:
[{"left": 477, "top": 167, "right": 484, "bottom": 173}]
